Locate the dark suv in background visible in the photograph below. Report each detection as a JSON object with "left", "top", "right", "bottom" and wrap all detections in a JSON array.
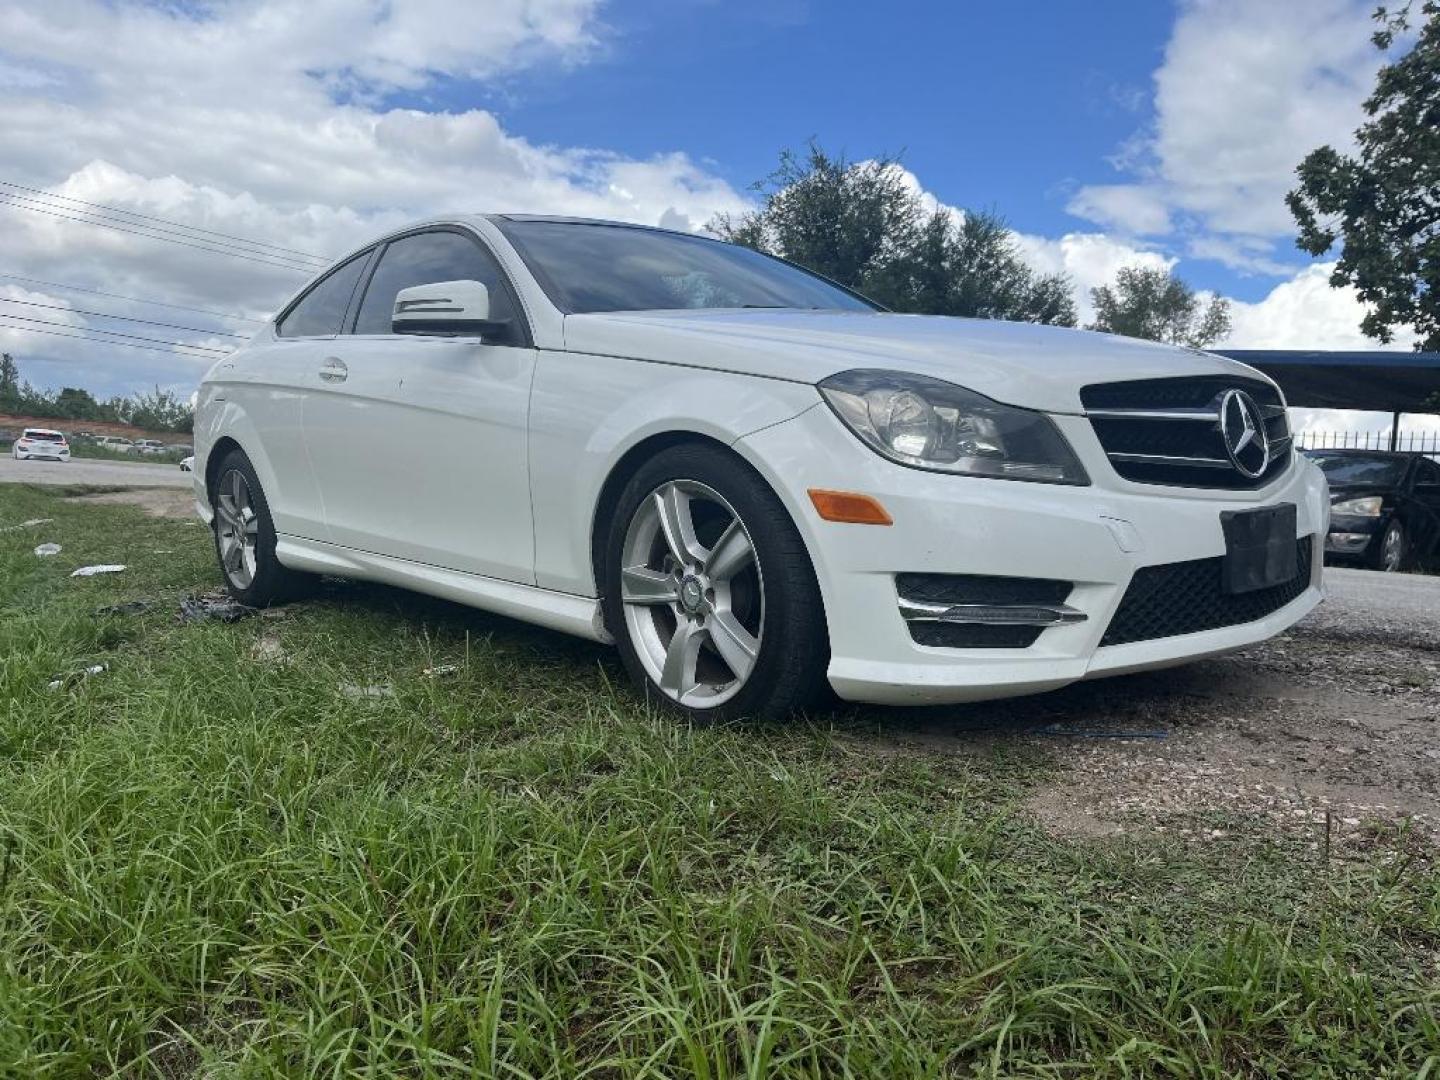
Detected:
[{"left": 1307, "top": 450, "right": 1440, "bottom": 571}]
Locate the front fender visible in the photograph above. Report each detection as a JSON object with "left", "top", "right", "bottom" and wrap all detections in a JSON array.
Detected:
[{"left": 528, "top": 350, "right": 819, "bottom": 595}]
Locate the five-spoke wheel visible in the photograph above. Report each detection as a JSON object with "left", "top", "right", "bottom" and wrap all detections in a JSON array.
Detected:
[
  {"left": 604, "top": 444, "right": 828, "bottom": 721},
  {"left": 214, "top": 468, "right": 260, "bottom": 590},
  {"left": 209, "top": 447, "right": 310, "bottom": 606},
  {"left": 619, "top": 479, "right": 764, "bottom": 708}
]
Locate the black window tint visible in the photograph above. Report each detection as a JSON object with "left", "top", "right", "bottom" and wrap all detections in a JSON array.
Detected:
[
  {"left": 1417, "top": 459, "right": 1440, "bottom": 485},
  {"left": 353, "top": 230, "right": 516, "bottom": 337},
  {"left": 276, "top": 253, "right": 368, "bottom": 338}
]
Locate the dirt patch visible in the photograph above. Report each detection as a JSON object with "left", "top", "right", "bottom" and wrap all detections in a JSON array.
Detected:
[
  {"left": 67, "top": 487, "right": 195, "bottom": 519},
  {"left": 1019, "top": 625, "right": 1440, "bottom": 845},
  {"left": 844, "top": 611, "right": 1440, "bottom": 849}
]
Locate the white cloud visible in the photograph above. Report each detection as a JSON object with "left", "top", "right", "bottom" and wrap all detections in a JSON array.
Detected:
[
  {"left": 0, "top": 0, "right": 749, "bottom": 396},
  {"left": 1223, "top": 264, "right": 1418, "bottom": 351},
  {"left": 1013, "top": 232, "right": 1175, "bottom": 324},
  {"left": 1064, "top": 184, "right": 1172, "bottom": 236},
  {"left": 1070, "top": 0, "right": 1384, "bottom": 268}
]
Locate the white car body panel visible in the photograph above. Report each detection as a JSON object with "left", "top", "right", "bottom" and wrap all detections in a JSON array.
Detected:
[
  {"left": 527, "top": 349, "right": 819, "bottom": 594},
  {"left": 562, "top": 308, "right": 1269, "bottom": 415},
  {"left": 193, "top": 213, "right": 1326, "bottom": 705},
  {"left": 300, "top": 333, "right": 537, "bottom": 583}
]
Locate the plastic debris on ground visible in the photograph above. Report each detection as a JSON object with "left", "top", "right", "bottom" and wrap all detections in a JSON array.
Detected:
[
  {"left": 96, "top": 600, "right": 153, "bottom": 616},
  {"left": 47, "top": 663, "right": 107, "bottom": 691},
  {"left": 33, "top": 543, "right": 62, "bottom": 557},
  {"left": 250, "top": 634, "right": 287, "bottom": 664},
  {"left": 178, "top": 591, "right": 257, "bottom": 624},
  {"left": 71, "top": 564, "right": 126, "bottom": 577},
  {"left": 2, "top": 517, "right": 53, "bottom": 533},
  {"left": 339, "top": 682, "right": 395, "bottom": 701},
  {"left": 422, "top": 663, "right": 460, "bottom": 678}
]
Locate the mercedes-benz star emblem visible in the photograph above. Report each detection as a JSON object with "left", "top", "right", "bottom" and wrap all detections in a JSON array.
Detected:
[{"left": 1219, "top": 389, "right": 1270, "bottom": 478}]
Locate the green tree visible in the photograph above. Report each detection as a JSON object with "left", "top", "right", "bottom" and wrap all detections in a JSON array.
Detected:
[
  {"left": 54, "top": 386, "right": 101, "bottom": 420},
  {"left": 0, "top": 353, "right": 18, "bottom": 404},
  {"left": 710, "top": 144, "right": 1077, "bottom": 325},
  {"left": 1088, "top": 266, "right": 1232, "bottom": 348},
  {"left": 1287, "top": 1, "right": 1440, "bottom": 349}
]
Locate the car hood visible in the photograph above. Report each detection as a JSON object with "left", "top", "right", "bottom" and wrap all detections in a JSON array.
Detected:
[{"left": 561, "top": 309, "right": 1272, "bottom": 414}]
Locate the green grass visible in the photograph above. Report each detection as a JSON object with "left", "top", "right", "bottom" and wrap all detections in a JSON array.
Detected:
[{"left": 1, "top": 483, "right": 1437, "bottom": 1077}]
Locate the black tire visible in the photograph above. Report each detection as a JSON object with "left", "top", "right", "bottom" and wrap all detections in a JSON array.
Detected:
[
  {"left": 1370, "top": 520, "right": 1407, "bottom": 572},
  {"left": 210, "top": 448, "right": 312, "bottom": 606},
  {"left": 601, "top": 443, "right": 829, "bottom": 722}
]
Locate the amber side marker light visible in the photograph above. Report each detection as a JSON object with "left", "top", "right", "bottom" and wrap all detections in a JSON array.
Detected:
[{"left": 808, "top": 489, "right": 894, "bottom": 526}]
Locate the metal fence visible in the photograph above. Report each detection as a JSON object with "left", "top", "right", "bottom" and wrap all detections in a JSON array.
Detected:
[{"left": 1295, "top": 429, "right": 1440, "bottom": 453}]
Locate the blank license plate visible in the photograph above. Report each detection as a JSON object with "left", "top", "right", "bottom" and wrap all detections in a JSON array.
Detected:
[{"left": 1221, "top": 504, "right": 1298, "bottom": 594}]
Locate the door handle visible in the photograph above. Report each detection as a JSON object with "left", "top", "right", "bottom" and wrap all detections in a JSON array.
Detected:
[{"left": 319, "top": 357, "right": 348, "bottom": 383}]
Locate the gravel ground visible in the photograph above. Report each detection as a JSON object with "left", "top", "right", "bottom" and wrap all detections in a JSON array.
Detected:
[
  {"left": 856, "top": 568, "right": 1440, "bottom": 847},
  {"left": 0, "top": 455, "right": 191, "bottom": 488}
]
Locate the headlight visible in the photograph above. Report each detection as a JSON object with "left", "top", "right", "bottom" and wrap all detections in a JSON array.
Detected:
[
  {"left": 818, "top": 369, "right": 1089, "bottom": 485},
  {"left": 1331, "top": 495, "right": 1383, "bottom": 517}
]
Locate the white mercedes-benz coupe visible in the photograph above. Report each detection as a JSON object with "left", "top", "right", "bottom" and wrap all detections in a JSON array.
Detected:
[{"left": 193, "top": 215, "right": 1327, "bottom": 718}]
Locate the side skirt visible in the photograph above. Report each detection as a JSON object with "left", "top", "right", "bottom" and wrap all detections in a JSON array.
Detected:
[{"left": 274, "top": 535, "right": 614, "bottom": 644}]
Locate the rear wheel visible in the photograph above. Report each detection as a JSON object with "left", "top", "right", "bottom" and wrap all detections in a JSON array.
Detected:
[
  {"left": 210, "top": 449, "right": 311, "bottom": 606},
  {"left": 603, "top": 444, "right": 829, "bottom": 722}
]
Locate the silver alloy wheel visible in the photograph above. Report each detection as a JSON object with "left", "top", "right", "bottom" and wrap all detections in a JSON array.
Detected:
[
  {"left": 214, "top": 468, "right": 259, "bottom": 590},
  {"left": 619, "top": 479, "right": 764, "bottom": 708},
  {"left": 1381, "top": 524, "right": 1404, "bottom": 572}
]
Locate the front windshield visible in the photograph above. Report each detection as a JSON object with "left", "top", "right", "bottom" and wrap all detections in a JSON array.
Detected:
[
  {"left": 494, "top": 219, "right": 878, "bottom": 315},
  {"left": 1308, "top": 452, "right": 1408, "bottom": 486}
]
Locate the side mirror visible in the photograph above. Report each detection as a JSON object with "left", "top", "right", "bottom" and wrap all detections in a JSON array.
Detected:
[{"left": 392, "top": 279, "right": 508, "bottom": 338}]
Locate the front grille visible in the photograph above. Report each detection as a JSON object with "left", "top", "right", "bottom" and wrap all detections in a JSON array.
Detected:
[
  {"left": 1082, "top": 376, "right": 1292, "bottom": 489},
  {"left": 896, "top": 573, "right": 1074, "bottom": 650},
  {"left": 1100, "top": 537, "right": 1313, "bottom": 646}
]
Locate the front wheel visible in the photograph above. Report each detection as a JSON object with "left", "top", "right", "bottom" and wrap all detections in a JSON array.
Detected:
[
  {"left": 602, "top": 444, "right": 829, "bottom": 722},
  {"left": 1372, "top": 520, "right": 1406, "bottom": 572}
]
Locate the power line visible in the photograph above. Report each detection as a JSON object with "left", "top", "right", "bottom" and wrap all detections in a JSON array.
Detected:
[
  {"left": 0, "top": 271, "right": 266, "bottom": 323},
  {"left": 0, "top": 178, "right": 332, "bottom": 263},
  {"left": 0, "top": 195, "right": 324, "bottom": 275},
  {"left": 0, "top": 312, "right": 231, "bottom": 355},
  {"left": 0, "top": 319, "right": 231, "bottom": 361},
  {"left": 0, "top": 296, "right": 250, "bottom": 339}
]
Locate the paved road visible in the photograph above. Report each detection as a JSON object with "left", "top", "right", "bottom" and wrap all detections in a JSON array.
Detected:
[
  {"left": 0, "top": 455, "right": 191, "bottom": 489},
  {"left": 1318, "top": 565, "right": 1440, "bottom": 637}
]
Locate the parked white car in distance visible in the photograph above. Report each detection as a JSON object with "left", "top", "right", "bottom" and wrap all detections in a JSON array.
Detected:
[
  {"left": 93, "top": 436, "right": 134, "bottom": 452},
  {"left": 12, "top": 428, "right": 70, "bottom": 462},
  {"left": 133, "top": 439, "right": 169, "bottom": 455},
  {"left": 192, "top": 214, "right": 1327, "bottom": 719}
]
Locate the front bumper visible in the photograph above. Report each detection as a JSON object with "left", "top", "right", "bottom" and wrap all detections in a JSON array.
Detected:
[{"left": 738, "top": 404, "right": 1328, "bottom": 705}]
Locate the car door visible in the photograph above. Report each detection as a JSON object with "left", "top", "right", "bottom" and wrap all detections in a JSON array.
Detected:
[
  {"left": 300, "top": 227, "right": 537, "bottom": 584},
  {"left": 223, "top": 247, "right": 374, "bottom": 540},
  {"left": 1410, "top": 457, "right": 1440, "bottom": 559}
]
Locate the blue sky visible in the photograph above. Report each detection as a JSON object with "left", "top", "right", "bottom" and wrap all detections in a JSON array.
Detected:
[
  {"left": 406, "top": 1, "right": 1205, "bottom": 283},
  {"left": 0, "top": 0, "right": 1424, "bottom": 437}
]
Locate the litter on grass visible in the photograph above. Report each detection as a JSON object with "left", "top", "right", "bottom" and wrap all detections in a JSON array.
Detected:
[
  {"left": 423, "top": 663, "right": 460, "bottom": 678},
  {"left": 33, "top": 543, "right": 61, "bottom": 557},
  {"left": 47, "top": 663, "right": 107, "bottom": 691},
  {"left": 71, "top": 564, "right": 126, "bottom": 577},
  {"left": 178, "top": 591, "right": 256, "bottom": 623},
  {"left": 339, "top": 682, "right": 395, "bottom": 701},
  {"left": 2, "top": 518, "right": 53, "bottom": 533}
]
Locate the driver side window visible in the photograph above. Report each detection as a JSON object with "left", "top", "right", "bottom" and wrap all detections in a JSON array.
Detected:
[{"left": 351, "top": 230, "right": 518, "bottom": 340}]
